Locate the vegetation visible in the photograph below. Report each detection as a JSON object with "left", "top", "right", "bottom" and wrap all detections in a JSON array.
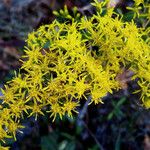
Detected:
[{"left": 0, "top": 0, "right": 149, "bottom": 149}]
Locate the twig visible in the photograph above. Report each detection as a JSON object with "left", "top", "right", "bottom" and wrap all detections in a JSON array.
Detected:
[
  {"left": 78, "top": 96, "right": 91, "bottom": 120},
  {"left": 77, "top": 96, "right": 105, "bottom": 150},
  {"left": 143, "top": 19, "right": 150, "bottom": 28},
  {"left": 83, "top": 121, "right": 105, "bottom": 150},
  {"left": 78, "top": 4, "right": 93, "bottom": 16}
]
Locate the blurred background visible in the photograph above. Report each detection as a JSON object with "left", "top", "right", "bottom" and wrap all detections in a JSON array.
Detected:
[{"left": 0, "top": 0, "right": 150, "bottom": 150}]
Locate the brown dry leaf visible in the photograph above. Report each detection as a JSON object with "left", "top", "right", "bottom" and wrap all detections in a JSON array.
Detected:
[
  {"left": 3, "top": 0, "right": 12, "bottom": 7},
  {"left": 108, "top": 0, "right": 121, "bottom": 7},
  {"left": 65, "top": 0, "right": 74, "bottom": 9},
  {"left": 144, "top": 134, "right": 150, "bottom": 150},
  {"left": 0, "top": 60, "right": 9, "bottom": 70},
  {"left": 3, "top": 46, "right": 20, "bottom": 59},
  {"left": 116, "top": 68, "right": 134, "bottom": 89}
]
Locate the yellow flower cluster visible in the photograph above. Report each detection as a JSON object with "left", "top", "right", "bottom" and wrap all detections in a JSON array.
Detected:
[{"left": 0, "top": 0, "right": 149, "bottom": 147}]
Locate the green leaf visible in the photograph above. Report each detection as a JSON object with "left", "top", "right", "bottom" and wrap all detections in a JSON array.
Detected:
[
  {"left": 41, "top": 133, "right": 58, "bottom": 150},
  {"left": 115, "top": 133, "right": 121, "bottom": 150}
]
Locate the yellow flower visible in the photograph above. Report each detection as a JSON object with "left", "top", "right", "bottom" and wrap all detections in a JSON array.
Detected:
[
  {"left": 48, "top": 103, "right": 63, "bottom": 122},
  {"left": 28, "top": 102, "right": 45, "bottom": 120},
  {"left": 7, "top": 120, "right": 24, "bottom": 141},
  {"left": 1, "top": 86, "right": 15, "bottom": 104},
  {"left": 0, "top": 125, "right": 12, "bottom": 143},
  {"left": 134, "top": 0, "right": 144, "bottom": 6},
  {"left": 0, "top": 0, "right": 149, "bottom": 144},
  {"left": 0, "top": 146, "right": 10, "bottom": 150},
  {"left": 63, "top": 101, "right": 79, "bottom": 117},
  {"left": 74, "top": 76, "right": 90, "bottom": 99}
]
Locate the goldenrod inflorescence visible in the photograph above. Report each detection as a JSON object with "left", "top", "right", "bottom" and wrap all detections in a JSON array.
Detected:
[{"left": 0, "top": 0, "right": 149, "bottom": 147}]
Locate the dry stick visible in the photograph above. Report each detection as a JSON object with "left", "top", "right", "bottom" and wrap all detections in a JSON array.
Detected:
[
  {"left": 77, "top": 4, "right": 105, "bottom": 149},
  {"left": 83, "top": 121, "right": 105, "bottom": 150},
  {"left": 77, "top": 96, "right": 105, "bottom": 150},
  {"left": 143, "top": 19, "right": 150, "bottom": 28},
  {"left": 77, "top": 96, "right": 90, "bottom": 126},
  {"left": 78, "top": 96, "right": 91, "bottom": 120},
  {"left": 78, "top": 4, "right": 93, "bottom": 15}
]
